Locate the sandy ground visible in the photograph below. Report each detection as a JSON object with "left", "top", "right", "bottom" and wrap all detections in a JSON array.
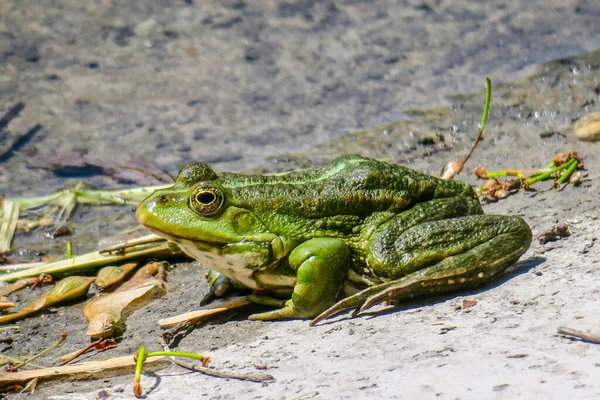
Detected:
[{"left": 1, "top": 1, "right": 599, "bottom": 399}]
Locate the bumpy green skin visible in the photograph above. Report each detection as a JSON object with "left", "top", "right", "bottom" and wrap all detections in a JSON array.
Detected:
[{"left": 136, "top": 156, "right": 532, "bottom": 320}]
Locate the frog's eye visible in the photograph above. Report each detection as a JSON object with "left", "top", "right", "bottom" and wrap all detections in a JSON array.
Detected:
[{"left": 190, "top": 186, "right": 224, "bottom": 215}]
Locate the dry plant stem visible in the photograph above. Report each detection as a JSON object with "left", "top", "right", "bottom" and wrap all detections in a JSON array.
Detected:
[
  {"left": 558, "top": 327, "right": 600, "bottom": 344},
  {"left": 0, "top": 200, "right": 19, "bottom": 253},
  {"left": 59, "top": 339, "right": 103, "bottom": 365},
  {"left": 459, "top": 77, "right": 492, "bottom": 172},
  {"left": 158, "top": 296, "right": 251, "bottom": 328},
  {"left": 0, "top": 263, "right": 46, "bottom": 273},
  {"left": 0, "top": 355, "right": 167, "bottom": 385},
  {"left": 0, "top": 356, "right": 43, "bottom": 369},
  {"left": 160, "top": 340, "right": 275, "bottom": 382},
  {"left": 0, "top": 326, "right": 19, "bottom": 333},
  {"left": 19, "top": 377, "right": 38, "bottom": 395},
  {"left": 287, "top": 389, "right": 319, "bottom": 400},
  {"left": 99, "top": 234, "right": 168, "bottom": 254},
  {"left": 9, "top": 185, "right": 170, "bottom": 212},
  {"left": 12, "top": 332, "right": 68, "bottom": 371},
  {"left": 0, "top": 239, "right": 173, "bottom": 282}
]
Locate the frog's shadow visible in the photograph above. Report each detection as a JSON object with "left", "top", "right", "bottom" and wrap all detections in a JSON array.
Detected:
[
  {"left": 202, "top": 256, "right": 546, "bottom": 326},
  {"left": 318, "top": 255, "right": 547, "bottom": 325}
]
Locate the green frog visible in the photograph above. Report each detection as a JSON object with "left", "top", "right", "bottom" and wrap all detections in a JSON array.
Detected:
[{"left": 136, "top": 156, "right": 531, "bottom": 324}]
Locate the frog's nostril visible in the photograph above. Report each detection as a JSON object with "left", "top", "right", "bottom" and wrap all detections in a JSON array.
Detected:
[{"left": 159, "top": 195, "right": 169, "bottom": 204}]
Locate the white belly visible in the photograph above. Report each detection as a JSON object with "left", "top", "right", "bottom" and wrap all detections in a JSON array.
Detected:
[{"left": 178, "top": 239, "right": 263, "bottom": 290}]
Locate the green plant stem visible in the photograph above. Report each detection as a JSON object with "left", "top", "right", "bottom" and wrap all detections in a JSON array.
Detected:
[
  {"left": 145, "top": 351, "right": 207, "bottom": 362},
  {"left": 461, "top": 77, "right": 492, "bottom": 169},
  {"left": 524, "top": 158, "right": 577, "bottom": 186},
  {"left": 133, "top": 346, "right": 146, "bottom": 394},
  {"left": 486, "top": 169, "right": 546, "bottom": 178},
  {"left": 66, "top": 242, "right": 73, "bottom": 259},
  {"left": 555, "top": 158, "right": 579, "bottom": 185}
]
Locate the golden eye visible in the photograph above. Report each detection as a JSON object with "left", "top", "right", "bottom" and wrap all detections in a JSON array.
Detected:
[{"left": 190, "top": 186, "right": 224, "bottom": 215}]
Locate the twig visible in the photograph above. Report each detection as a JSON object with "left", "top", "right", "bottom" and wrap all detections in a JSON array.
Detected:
[
  {"left": 11, "top": 332, "right": 68, "bottom": 371},
  {"left": 59, "top": 339, "right": 103, "bottom": 365},
  {"left": 160, "top": 337, "right": 275, "bottom": 382},
  {"left": 558, "top": 327, "right": 600, "bottom": 344},
  {"left": 287, "top": 390, "right": 318, "bottom": 400}
]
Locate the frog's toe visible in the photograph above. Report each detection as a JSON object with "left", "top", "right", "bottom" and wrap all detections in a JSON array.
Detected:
[
  {"left": 199, "top": 286, "right": 217, "bottom": 306},
  {"left": 248, "top": 300, "right": 303, "bottom": 321},
  {"left": 357, "top": 288, "right": 398, "bottom": 314},
  {"left": 310, "top": 285, "right": 389, "bottom": 325}
]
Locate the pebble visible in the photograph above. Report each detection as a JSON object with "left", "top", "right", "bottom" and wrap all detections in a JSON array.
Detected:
[{"left": 574, "top": 111, "right": 600, "bottom": 141}]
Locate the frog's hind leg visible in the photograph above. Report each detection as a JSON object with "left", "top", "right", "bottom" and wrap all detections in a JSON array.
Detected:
[{"left": 312, "top": 214, "right": 531, "bottom": 325}]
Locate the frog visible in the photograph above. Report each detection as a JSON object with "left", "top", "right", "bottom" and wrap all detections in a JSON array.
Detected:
[{"left": 136, "top": 155, "right": 532, "bottom": 324}]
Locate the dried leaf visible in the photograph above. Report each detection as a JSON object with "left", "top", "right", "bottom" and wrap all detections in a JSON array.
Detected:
[
  {"left": 95, "top": 263, "right": 138, "bottom": 289},
  {"left": 0, "top": 275, "right": 53, "bottom": 296},
  {"left": 0, "top": 276, "right": 94, "bottom": 325},
  {"left": 84, "top": 268, "right": 165, "bottom": 338},
  {"left": 117, "top": 262, "right": 166, "bottom": 292},
  {"left": 552, "top": 151, "right": 584, "bottom": 168},
  {"left": 462, "top": 299, "right": 478, "bottom": 309}
]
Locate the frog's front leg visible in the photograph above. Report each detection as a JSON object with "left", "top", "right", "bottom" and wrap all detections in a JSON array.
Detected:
[
  {"left": 248, "top": 238, "right": 349, "bottom": 320},
  {"left": 200, "top": 269, "right": 236, "bottom": 306}
]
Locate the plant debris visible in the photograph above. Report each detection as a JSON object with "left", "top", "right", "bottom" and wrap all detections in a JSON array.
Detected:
[
  {"left": 158, "top": 296, "right": 251, "bottom": 329},
  {"left": 440, "top": 77, "right": 491, "bottom": 180},
  {"left": 8, "top": 332, "right": 68, "bottom": 372},
  {"left": 0, "top": 354, "right": 169, "bottom": 388},
  {"left": 558, "top": 327, "right": 600, "bottom": 344},
  {"left": 59, "top": 339, "right": 117, "bottom": 365},
  {"left": 0, "top": 234, "right": 173, "bottom": 283},
  {"left": 0, "top": 200, "right": 19, "bottom": 254},
  {"left": 94, "top": 263, "right": 138, "bottom": 290},
  {"left": 0, "top": 274, "right": 53, "bottom": 296},
  {"left": 475, "top": 151, "right": 585, "bottom": 201},
  {"left": 4, "top": 183, "right": 170, "bottom": 239},
  {"left": 84, "top": 262, "right": 167, "bottom": 339},
  {"left": 537, "top": 222, "right": 571, "bottom": 244},
  {"left": 0, "top": 276, "right": 95, "bottom": 325}
]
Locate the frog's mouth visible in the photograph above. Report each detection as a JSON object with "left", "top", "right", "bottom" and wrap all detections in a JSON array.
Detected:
[{"left": 144, "top": 226, "right": 230, "bottom": 249}]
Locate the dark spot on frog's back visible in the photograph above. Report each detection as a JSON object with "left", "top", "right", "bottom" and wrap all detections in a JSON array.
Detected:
[{"left": 177, "top": 163, "right": 218, "bottom": 184}]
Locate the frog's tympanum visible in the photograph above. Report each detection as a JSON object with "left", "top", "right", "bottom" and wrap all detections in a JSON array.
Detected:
[{"left": 137, "top": 156, "right": 531, "bottom": 324}]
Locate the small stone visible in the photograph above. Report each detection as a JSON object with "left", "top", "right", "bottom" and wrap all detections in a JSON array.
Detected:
[
  {"left": 574, "top": 111, "right": 600, "bottom": 142},
  {"left": 134, "top": 19, "right": 157, "bottom": 36}
]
